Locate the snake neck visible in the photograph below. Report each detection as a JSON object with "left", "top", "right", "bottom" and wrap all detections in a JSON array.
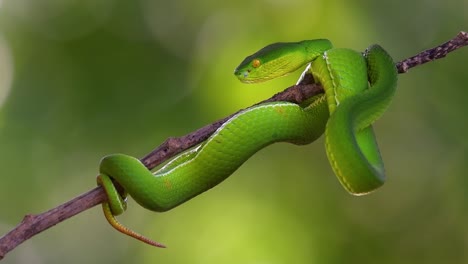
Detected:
[{"left": 310, "top": 48, "right": 369, "bottom": 115}]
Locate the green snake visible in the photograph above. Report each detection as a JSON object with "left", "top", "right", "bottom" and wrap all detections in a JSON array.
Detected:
[{"left": 96, "top": 39, "right": 398, "bottom": 247}]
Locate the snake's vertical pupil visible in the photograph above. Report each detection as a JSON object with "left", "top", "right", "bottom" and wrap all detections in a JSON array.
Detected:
[{"left": 252, "top": 59, "right": 261, "bottom": 68}]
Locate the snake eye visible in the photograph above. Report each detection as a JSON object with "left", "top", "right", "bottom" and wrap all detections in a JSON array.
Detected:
[{"left": 252, "top": 59, "right": 261, "bottom": 68}]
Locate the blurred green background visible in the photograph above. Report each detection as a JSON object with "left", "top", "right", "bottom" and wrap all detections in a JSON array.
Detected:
[{"left": 0, "top": 0, "right": 467, "bottom": 263}]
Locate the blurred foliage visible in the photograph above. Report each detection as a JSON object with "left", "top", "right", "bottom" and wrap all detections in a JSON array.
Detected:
[{"left": 0, "top": 0, "right": 467, "bottom": 263}]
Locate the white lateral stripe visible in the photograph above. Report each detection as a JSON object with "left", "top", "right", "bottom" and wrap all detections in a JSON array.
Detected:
[{"left": 323, "top": 51, "right": 340, "bottom": 106}]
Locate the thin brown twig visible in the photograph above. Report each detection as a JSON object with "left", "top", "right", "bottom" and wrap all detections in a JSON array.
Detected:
[
  {"left": 396, "top": 31, "right": 468, "bottom": 73},
  {"left": 0, "top": 31, "right": 466, "bottom": 261}
]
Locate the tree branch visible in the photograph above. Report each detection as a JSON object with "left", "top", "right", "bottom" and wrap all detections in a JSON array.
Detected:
[{"left": 0, "top": 31, "right": 466, "bottom": 260}]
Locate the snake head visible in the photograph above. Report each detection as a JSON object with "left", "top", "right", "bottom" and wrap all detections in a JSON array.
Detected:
[{"left": 234, "top": 39, "right": 333, "bottom": 84}]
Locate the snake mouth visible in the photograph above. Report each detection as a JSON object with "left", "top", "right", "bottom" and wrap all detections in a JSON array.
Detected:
[{"left": 234, "top": 69, "right": 251, "bottom": 82}]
